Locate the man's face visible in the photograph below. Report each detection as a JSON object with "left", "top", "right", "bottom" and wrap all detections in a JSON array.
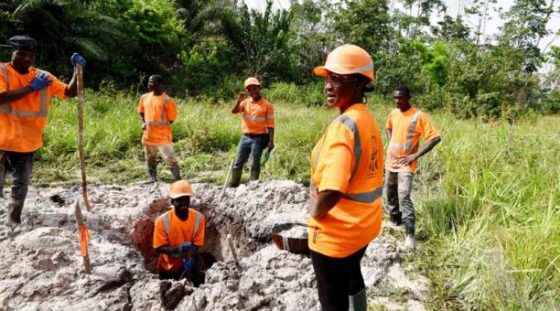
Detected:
[
  {"left": 393, "top": 90, "right": 410, "bottom": 110},
  {"left": 246, "top": 84, "right": 261, "bottom": 99},
  {"left": 11, "top": 49, "right": 35, "bottom": 72},
  {"left": 324, "top": 73, "right": 362, "bottom": 108},
  {"left": 148, "top": 77, "right": 163, "bottom": 93},
  {"left": 171, "top": 196, "right": 190, "bottom": 219}
]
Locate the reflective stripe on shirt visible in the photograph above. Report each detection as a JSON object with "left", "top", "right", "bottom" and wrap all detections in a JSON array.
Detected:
[{"left": 0, "top": 63, "right": 48, "bottom": 117}]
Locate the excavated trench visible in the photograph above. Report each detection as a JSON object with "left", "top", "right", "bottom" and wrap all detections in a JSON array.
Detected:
[
  {"left": 0, "top": 181, "right": 430, "bottom": 311},
  {"left": 129, "top": 197, "right": 258, "bottom": 274}
]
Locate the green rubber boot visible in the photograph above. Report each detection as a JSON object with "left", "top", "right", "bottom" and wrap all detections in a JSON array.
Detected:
[
  {"left": 348, "top": 288, "right": 367, "bottom": 311},
  {"left": 250, "top": 168, "right": 260, "bottom": 181},
  {"left": 228, "top": 168, "right": 242, "bottom": 187}
]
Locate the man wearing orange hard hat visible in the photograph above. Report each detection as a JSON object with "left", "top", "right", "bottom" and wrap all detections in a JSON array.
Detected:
[
  {"left": 308, "top": 44, "right": 384, "bottom": 311},
  {"left": 153, "top": 180, "right": 206, "bottom": 286},
  {"left": 228, "top": 77, "right": 275, "bottom": 187},
  {"left": 0, "top": 35, "right": 85, "bottom": 227}
]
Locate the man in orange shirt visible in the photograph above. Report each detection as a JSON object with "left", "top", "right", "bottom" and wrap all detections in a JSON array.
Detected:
[
  {"left": 309, "top": 44, "right": 384, "bottom": 311},
  {"left": 138, "top": 75, "right": 181, "bottom": 182},
  {"left": 153, "top": 180, "right": 206, "bottom": 286},
  {"left": 385, "top": 85, "right": 441, "bottom": 250},
  {"left": 228, "top": 77, "right": 274, "bottom": 187},
  {"left": 0, "top": 36, "right": 84, "bottom": 227}
]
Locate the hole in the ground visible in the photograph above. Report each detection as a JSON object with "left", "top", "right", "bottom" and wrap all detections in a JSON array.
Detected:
[{"left": 130, "top": 199, "right": 258, "bottom": 274}]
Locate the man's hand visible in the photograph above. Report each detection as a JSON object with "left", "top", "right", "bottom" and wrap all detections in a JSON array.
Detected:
[
  {"left": 71, "top": 53, "right": 87, "bottom": 66},
  {"left": 398, "top": 153, "right": 418, "bottom": 165},
  {"left": 267, "top": 141, "right": 274, "bottom": 151},
  {"left": 28, "top": 72, "right": 52, "bottom": 91},
  {"left": 237, "top": 92, "right": 246, "bottom": 102}
]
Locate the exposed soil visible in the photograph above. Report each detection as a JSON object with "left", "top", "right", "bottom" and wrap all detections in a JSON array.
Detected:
[{"left": 0, "top": 181, "right": 429, "bottom": 311}]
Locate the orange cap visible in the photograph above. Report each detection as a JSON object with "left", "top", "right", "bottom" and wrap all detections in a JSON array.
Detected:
[
  {"left": 244, "top": 77, "right": 261, "bottom": 88},
  {"left": 313, "top": 44, "right": 374, "bottom": 81},
  {"left": 169, "top": 180, "right": 193, "bottom": 198}
]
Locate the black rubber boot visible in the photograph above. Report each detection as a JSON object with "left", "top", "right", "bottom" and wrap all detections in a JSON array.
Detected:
[
  {"left": 228, "top": 168, "right": 242, "bottom": 187},
  {"left": 148, "top": 165, "right": 157, "bottom": 182},
  {"left": 7, "top": 199, "right": 24, "bottom": 226},
  {"left": 170, "top": 164, "right": 181, "bottom": 181}
]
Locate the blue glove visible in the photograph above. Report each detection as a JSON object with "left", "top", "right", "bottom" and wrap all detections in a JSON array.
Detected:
[
  {"left": 182, "top": 258, "right": 194, "bottom": 271},
  {"left": 71, "top": 53, "right": 86, "bottom": 66},
  {"left": 28, "top": 72, "right": 52, "bottom": 91},
  {"left": 179, "top": 242, "right": 192, "bottom": 254}
]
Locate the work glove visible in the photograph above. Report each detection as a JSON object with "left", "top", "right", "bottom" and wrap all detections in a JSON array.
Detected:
[
  {"left": 179, "top": 242, "right": 192, "bottom": 254},
  {"left": 28, "top": 72, "right": 52, "bottom": 91},
  {"left": 71, "top": 53, "right": 86, "bottom": 66},
  {"left": 182, "top": 257, "right": 194, "bottom": 271}
]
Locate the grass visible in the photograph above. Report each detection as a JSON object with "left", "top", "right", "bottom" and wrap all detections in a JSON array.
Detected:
[{"left": 22, "top": 87, "right": 560, "bottom": 309}]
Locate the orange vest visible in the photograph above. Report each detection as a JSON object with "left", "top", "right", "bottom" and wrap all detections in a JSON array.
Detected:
[
  {"left": 239, "top": 97, "right": 274, "bottom": 134},
  {"left": 385, "top": 107, "right": 439, "bottom": 173},
  {"left": 308, "top": 104, "right": 384, "bottom": 258},
  {"left": 153, "top": 208, "right": 205, "bottom": 272},
  {"left": 138, "top": 92, "right": 177, "bottom": 145},
  {"left": 0, "top": 63, "right": 67, "bottom": 152}
]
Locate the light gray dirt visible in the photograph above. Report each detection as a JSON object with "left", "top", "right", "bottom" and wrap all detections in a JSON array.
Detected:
[{"left": 0, "top": 181, "right": 428, "bottom": 311}]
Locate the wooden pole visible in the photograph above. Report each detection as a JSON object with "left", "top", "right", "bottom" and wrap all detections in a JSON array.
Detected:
[
  {"left": 76, "top": 64, "right": 91, "bottom": 211},
  {"left": 220, "top": 158, "right": 235, "bottom": 201},
  {"left": 74, "top": 201, "right": 92, "bottom": 274}
]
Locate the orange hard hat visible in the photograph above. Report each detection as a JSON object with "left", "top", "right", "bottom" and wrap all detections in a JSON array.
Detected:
[
  {"left": 169, "top": 180, "right": 193, "bottom": 199},
  {"left": 244, "top": 77, "right": 261, "bottom": 88},
  {"left": 313, "top": 44, "right": 375, "bottom": 81}
]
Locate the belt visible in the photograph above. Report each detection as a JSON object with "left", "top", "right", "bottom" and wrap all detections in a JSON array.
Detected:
[{"left": 244, "top": 133, "right": 268, "bottom": 138}]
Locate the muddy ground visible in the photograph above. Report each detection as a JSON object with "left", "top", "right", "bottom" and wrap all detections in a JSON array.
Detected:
[{"left": 0, "top": 181, "right": 429, "bottom": 311}]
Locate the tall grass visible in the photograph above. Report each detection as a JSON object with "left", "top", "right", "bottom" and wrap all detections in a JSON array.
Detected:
[
  {"left": 34, "top": 88, "right": 560, "bottom": 309},
  {"left": 415, "top": 114, "right": 560, "bottom": 309}
]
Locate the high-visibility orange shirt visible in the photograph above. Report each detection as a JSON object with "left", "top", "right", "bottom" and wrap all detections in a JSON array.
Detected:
[
  {"left": 308, "top": 104, "right": 384, "bottom": 258},
  {"left": 386, "top": 107, "right": 439, "bottom": 173},
  {"left": 137, "top": 92, "right": 177, "bottom": 145},
  {"left": 153, "top": 207, "right": 205, "bottom": 272},
  {"left": 238, "top": 97, "right": 274, "bottom": 134},
  {"left": 0, "top": 63, "right": 67, "bottom": 152}
]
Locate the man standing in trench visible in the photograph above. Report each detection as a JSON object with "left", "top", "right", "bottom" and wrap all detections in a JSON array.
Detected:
[
  {"left": 228, "top": 77, "right": 275, "bottom": 187},
  {"left": 0, "top": 35, "right": 85, "bottom": 227},
  {"left": 384, "top": 85, "right": 441, "bottom": 250},
  {"left": 153, "top": 180, "right": 206, "bottom": 287},
  {"left": 138, "top": 74, "right": 181, "bottom": 182}
]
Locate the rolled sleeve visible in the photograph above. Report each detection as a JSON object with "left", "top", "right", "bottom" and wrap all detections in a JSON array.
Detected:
[
  {"left": 316, "top": 125, "right": 353, "bottom": 193},
  {"left": 47, "top": 73, "right": 67, "bottom": 99},
  {"left": 167, "top": 99, "right": 177, "bottom": 122},
  {"left": 419, "top": 114, "right": 439, "bottom": 141}
]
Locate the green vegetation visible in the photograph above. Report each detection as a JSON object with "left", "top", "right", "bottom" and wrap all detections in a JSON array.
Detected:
[{"left": 2, "top": 0, "right": 560, "bottom": 116}]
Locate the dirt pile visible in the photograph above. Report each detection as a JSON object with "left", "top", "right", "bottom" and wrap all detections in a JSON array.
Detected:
[{"left": 0, "top": 181, "right": 428, "bottom": 310}]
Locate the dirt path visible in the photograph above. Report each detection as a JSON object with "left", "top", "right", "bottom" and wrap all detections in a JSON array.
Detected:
[{"left": 0, "top": 181, "right": 429, "bottom": 311}]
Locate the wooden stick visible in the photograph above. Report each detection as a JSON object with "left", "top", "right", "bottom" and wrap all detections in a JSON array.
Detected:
[
  {"left": 226, "top": 234, "right": 241, "bottom": 272},
  {"left": 74, "top": 201, "right": 92, "bottom": 274},
  {"left": 220, "top": 158, "right": 235, "bottom": 201},
  {"left": 76, "top": 64, "right": 91, "bottom": 212}
]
